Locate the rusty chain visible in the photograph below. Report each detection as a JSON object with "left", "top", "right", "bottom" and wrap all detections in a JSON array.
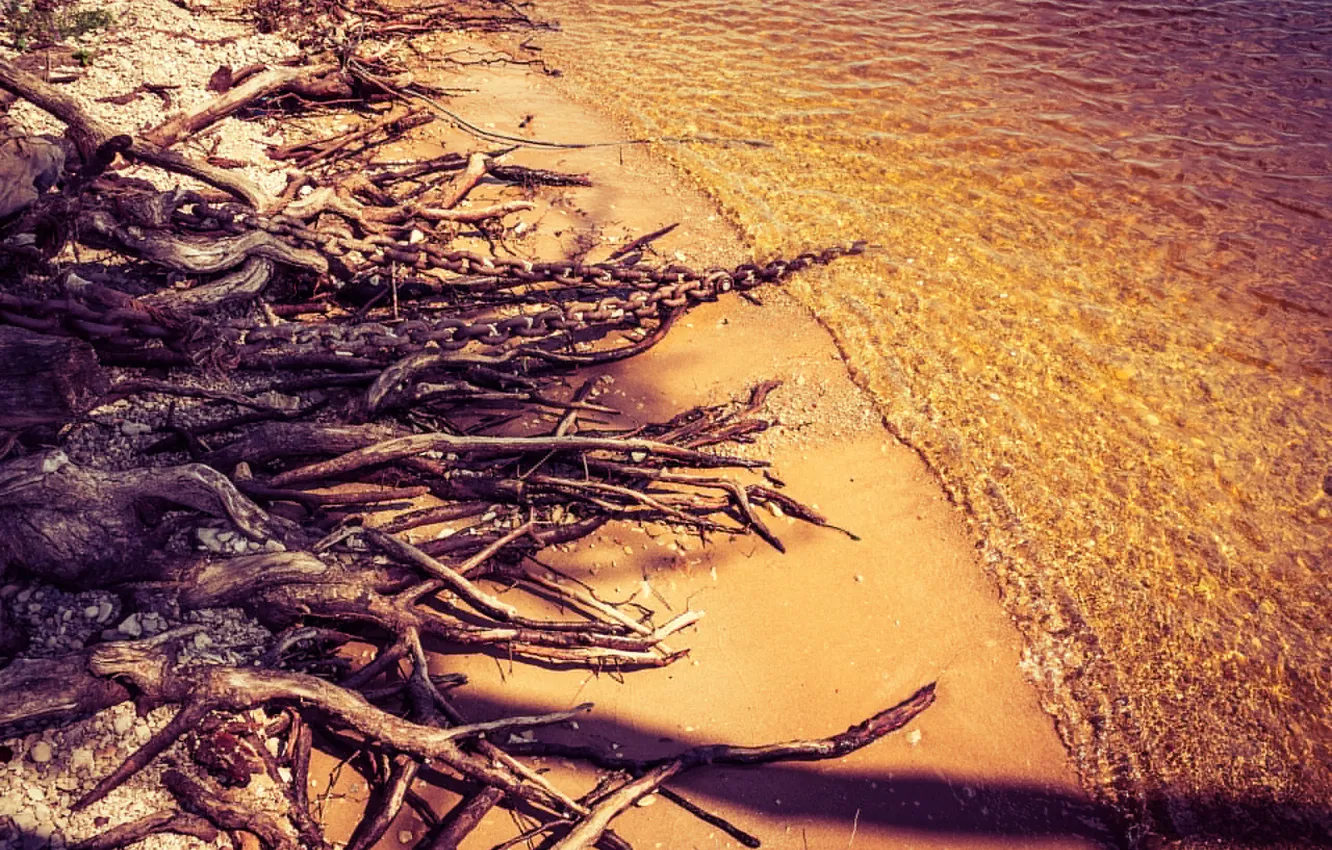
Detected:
[{"left": 1, "top": 191, "right": 865, "bottom": 360}]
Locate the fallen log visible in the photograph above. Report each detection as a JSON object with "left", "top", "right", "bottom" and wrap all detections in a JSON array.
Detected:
[
  {"left": 0, "top": 451, "right": 293, "bottom": 583},
  {"left": 0, "top": 651, "right": 130, "bottom": 737}
]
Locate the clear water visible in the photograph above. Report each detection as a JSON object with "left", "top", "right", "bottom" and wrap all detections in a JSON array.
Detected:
[{"left": 535, "top": 0, "right": 1332, "bottom": 836}]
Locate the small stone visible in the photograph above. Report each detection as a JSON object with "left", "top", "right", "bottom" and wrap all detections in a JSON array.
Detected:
[
  {"left": 118, "top": 613, "right": 142, "bottom": 638},
  {"left": 96, "top": 600, "right": 115, "bottom": 623},
  {"left": 112, "top": 711, "right": 134, "bottom": 736},
  {"left": 854, "top": 574, "right": 864, "bottom": 583},
  {"left": 196, "top": 528, "right": 221, "bottom": 552},
  {"left": 905, "top": 728, "right": 922, "bottom": 746},
  {"left": 1144, "top": 413, "right": 1161, "bottom": 427},
  {"left": 635, "top": 794, "right": 657, "bottom": 807},
  {"left": 29, "top": 741, "right": 53, "bottom": 764},
  {"left": 70, "top": 748, "right": 94, "bottom": 774},
  {"left": 194, "top": 632, "right": 213, "bottom": 650},
  {"left": 397, "top": 830, "right": 414, "bottom": 844},
  {"left": 119, "top": 421, "right": 152, "bottom": 436}
]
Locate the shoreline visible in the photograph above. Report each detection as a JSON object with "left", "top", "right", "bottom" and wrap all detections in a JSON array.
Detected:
[
  {"left": 521, "top": 4, "right": 1332, "bottom": 845},
  {"left": 2, "top": 3, "right": 1107, "bottom": 848},
  {"left": 336, "top": 20, "right": 1111, "bottom": 850}
]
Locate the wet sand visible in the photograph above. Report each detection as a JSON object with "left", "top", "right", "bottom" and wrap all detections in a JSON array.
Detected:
[{"left": 317, "top": 45, "right": 1112, "bottom": 850}]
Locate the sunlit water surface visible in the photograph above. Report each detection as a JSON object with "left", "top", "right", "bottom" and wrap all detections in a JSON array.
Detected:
[{"left": 534, "top": 0, "right": 1332, "bottom": 836}]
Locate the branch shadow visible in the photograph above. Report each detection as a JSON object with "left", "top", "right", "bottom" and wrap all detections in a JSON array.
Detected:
[{"left": 441, "top": 690, "right": 1332, "bottom": 849}]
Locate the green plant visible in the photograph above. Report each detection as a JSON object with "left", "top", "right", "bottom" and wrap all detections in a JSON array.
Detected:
[
  {"left": 60, "top": 7, "right": 112, "bottom": 38},
  {"left": 4, "top": 0, "right": 113, "bottom": 50},
  {"left": 71, "top": 45, "right": 93, "bottom": 66}
]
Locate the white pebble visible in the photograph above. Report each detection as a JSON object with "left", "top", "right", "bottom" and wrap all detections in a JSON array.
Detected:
[
  {"left": 70, "top": 748, "right": 94, "bottom": 774},
  {"left": 112, "top": 711, "right": 134, "bottom": 736},
  {"left": 29, "top": 742, "right": 53, "bottom": 764},
  {"left": 905, "top": 728, "right": 922, "bottom": 746}
]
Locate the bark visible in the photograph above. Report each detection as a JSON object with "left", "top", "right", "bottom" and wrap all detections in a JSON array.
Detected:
[
  {"left": 0, "top": 327, "right": 108, "bottom": 428},
  {"left": 0, "top": 57, "right": 267, "bottom": 206},
  {"left": 0, "top": 651, "right": 130, "bottom": 737},
  {"left": 0, "top": 451, "right": 291, "bottom": 583}
]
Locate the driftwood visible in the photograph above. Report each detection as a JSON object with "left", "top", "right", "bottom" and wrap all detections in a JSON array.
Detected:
[
  {"left": 0, "top": 327, "right": 107, "bottom": 428},
  {"left": 0, "top": 57, "right": 269, "bottom": 206},
  {"left": 143, "top": 64, "right": 342, "bottom": 149},
  {"left": 0, "top": 451, "right": 292, "bottom": 582},
  {"left": 0, "top": 3, "right": 912, "bottom": 848},
  {"left": 0, "top": 651, "right": 131, "bottom": 737}
]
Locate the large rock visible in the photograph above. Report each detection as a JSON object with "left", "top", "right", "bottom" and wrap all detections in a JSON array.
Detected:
[{"left": 0, "top": 130, "right": 64, "bottom": 220}]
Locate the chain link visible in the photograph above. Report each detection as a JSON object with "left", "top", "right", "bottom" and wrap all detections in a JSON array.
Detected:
[{"left": 2, "top": 192, "right": 865, "bottom": 360}]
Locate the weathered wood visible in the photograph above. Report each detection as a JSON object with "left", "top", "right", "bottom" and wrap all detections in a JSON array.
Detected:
[
  {"left": 0, "top": 451, "right": 290, "bottom": 583},
  {"left": 141, "top": 256, "right": 275, "bottom": 312},
  {"left": 0, "top": 57, "right": 268, "bottom": 206},
  {"left": 0, "top": 652, "right": 130, "bottom": 737},
  {"left": 83, "top": 209, "right": 327, "bottom": 275},
  {"left": 0, "top": 327, "right": 108, "bottom": 428},
  {"left": 143, "top": 64, "right": 340, "bottom": 150}
]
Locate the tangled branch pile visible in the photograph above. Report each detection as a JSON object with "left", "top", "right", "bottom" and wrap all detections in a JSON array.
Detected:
[{"left": 0, "top": 2, "right": 929, "bottom": 848}]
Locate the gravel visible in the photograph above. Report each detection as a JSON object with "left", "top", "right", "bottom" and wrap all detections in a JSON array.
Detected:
[
  {"left": 1, "top": 3, "right": 300, "bottom": 845},
  {"left": 1, "top": 0, "right": 298, "bottom": 198}
]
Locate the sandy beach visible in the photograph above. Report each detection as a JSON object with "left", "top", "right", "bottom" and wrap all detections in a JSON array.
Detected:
[
  {"left": 1, "top": 2, "right": 1118, "bottom": 848},
  {"left": 314, "top": 30, "right": 1113, "bottom": 850}
]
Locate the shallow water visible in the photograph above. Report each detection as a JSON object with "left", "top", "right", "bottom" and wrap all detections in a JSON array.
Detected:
[{"left": 534, "top": 0, "right": 1332, "bottom": 837}]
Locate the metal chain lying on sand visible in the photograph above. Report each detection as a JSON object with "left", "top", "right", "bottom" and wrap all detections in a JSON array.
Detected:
[{"left": 0, "top": 192, "right": 866, "bottom": 359}]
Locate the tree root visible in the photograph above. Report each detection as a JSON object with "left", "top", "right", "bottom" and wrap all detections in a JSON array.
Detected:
[{"left": 0, "top": 5, "right": 911, "bottom": 848}]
